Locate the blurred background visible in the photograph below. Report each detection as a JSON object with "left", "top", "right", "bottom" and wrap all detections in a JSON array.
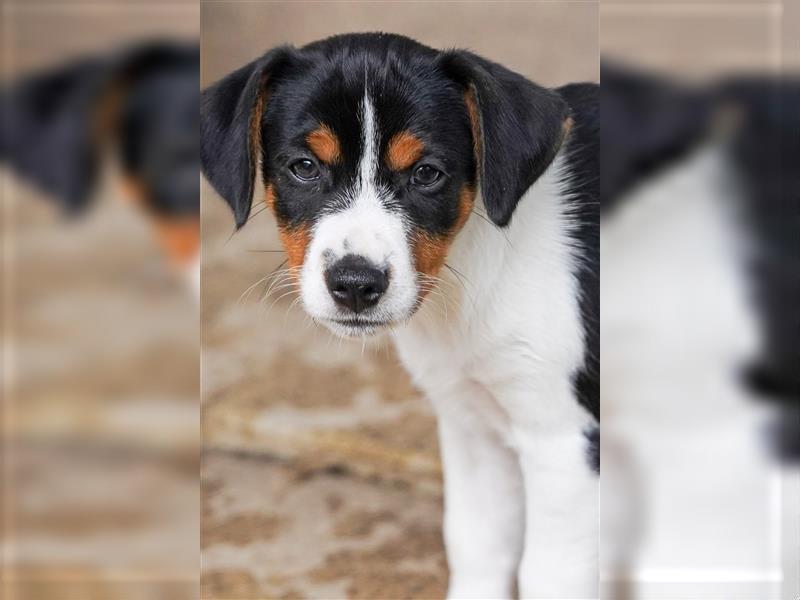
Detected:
[
  {"left": 601, "top": 1, "right": 799, "bottom": 599},
  {"left": 200, "top": 2, "right": 597, "bottom": 598},
  {"left": 2, "top": 1, "right": 199, "bottom": 599}
]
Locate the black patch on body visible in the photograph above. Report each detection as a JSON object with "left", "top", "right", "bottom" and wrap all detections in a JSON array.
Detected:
[
  {"left": 558, "top": 83, "right": 600, "bottom": 426},
  {"left": 724, "top": 78, "right": 800, "bottom": 463}
]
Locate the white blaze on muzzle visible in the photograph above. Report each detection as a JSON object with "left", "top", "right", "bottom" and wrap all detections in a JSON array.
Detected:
[{"left": 298, "top": 89, "right": 418, "bottom": 332}]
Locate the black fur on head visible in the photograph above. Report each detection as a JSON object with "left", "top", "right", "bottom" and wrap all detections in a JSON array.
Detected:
[{"left": 200, "top": 34, "right": 571, "bottom": 230}]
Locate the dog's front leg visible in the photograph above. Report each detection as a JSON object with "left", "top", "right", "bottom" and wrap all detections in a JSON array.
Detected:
[
  {"left": 432, "top": 386, "right": 525, "bottom": 600},
  {"left": 515, "top": 429, "right": 599, "bottom": 599}
]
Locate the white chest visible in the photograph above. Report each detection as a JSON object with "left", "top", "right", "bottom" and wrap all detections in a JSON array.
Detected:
[{"left": 392, "top": 158, "right": 591, "bottom": 436}]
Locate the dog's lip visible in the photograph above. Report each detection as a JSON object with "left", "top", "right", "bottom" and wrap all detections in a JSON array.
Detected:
[
  {"left": 327, "top": 317, "right": 392, "bottom": 327},
  {"left": 320, "top": 316, "right": 396, "bottom": 338}
]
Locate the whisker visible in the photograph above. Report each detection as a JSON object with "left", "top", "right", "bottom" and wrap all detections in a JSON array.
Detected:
[
  {"left": 245, "top": 204, "right": 270, "bottom": 224},
  {"left": 443, "top": 263, "right": 479, "bottom": 317},
  {"left": 238, "top": 261, "right": 290, "bottom": 305},
  {"left": 257, "top": 273, "right": 292, "bottom": 305},
  {"left": 284, "top": 295, "right": 305, "bottom": 327},
  {"left": 470, "top": 208, "right": 516, "bottom": 251},
  {"left": 260, "top": 281, "right": 299, "bottom": 304},
  {"left": 261, "top": 288, "right": 300, "bottom": 320}
]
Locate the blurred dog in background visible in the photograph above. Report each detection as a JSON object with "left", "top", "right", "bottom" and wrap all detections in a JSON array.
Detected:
[
  {"left": 1, "top": 40, "right": 200, "bottom": 294},
  {"left": 601, "top": 62, "right": 799, "bottom": 598}
]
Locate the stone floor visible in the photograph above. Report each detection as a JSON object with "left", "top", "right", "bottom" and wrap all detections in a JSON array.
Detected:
[
  {"left": 201, "top": 185, "right": 447, "bottom": 599},
  {"left": 202, "top": 452, "right": 445, "bottom": 600}
]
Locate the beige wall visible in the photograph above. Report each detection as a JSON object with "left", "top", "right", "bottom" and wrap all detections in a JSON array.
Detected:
[
  {"left": 201, "top": 1, "right": 599, "bottom": 87},
  {"left": 601, "top": 1, "right": 784, "bottom": 78},
  {"left": 4, "top": 1, "right": 198, "bottom": 76}
]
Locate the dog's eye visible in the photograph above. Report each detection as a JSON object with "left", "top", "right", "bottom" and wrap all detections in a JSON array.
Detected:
[
  {"left": 411, "top": 164, "right": 442, "bottom": 187},
  {"left": 289, "top": 159, "right": 320, "bottom": 181}
]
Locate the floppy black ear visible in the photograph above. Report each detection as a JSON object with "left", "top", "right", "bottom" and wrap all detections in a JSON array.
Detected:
[
  {"left": 439, "top": 51, "right": 570, "bottom": 227},
  {"left": 0, "top": 41, "right": 200, "bottom": 215},
  {"left": 200, "top": 47, "right": 295, "bottom": 228},
  {"left": 1, "top": 58, "right": 107, "bottom": 213}
]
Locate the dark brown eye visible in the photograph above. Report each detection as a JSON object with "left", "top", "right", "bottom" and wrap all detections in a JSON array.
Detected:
[
  {"left": 411, "top": 164, "right": 442, "bottom": 187},
  {"left": 289, "top": 159, "right": 320, "bottom": 181}
]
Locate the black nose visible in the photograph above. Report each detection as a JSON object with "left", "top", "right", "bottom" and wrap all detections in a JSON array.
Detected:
[{"left": 325, "top": 255, "right": 389, "bottom": 314}]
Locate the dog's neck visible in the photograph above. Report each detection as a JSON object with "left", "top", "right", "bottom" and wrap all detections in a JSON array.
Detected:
[{"left": 404, "top": 152, "right": 572, "bottom": 335}]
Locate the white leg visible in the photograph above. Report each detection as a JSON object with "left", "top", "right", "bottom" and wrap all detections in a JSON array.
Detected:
[
  {"left": 433, "top": 386, "right": 525, "bottom": 600},
  {"left": 516, "top": 429, "right": 599, "bottom": 599}
]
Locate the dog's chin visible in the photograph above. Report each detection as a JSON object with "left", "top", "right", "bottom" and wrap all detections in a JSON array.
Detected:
[{"left": 318, "top": 316, "right": 396, "bottom": 339}]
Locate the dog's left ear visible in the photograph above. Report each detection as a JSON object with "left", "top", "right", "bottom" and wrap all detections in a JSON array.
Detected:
[{"left": 438, "top": 51, "right": 570, "bottom": 227}]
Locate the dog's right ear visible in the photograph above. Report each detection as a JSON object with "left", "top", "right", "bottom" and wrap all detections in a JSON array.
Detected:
[{"left": 200, "top": 47, "right": 295, "bottom": 228}]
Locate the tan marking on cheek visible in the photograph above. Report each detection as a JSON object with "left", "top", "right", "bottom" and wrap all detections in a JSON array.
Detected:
[
  {"left": 412, "top": 232, "right": 450, "bottom": 280},
  {"left": 264, "top": 182, "right": 308, "bottom": 272},
  {"left": 386, "top": 131, "right": 424, "bottom": 171},
  {"left": 154, "top": 218, "right": 200, "bottom": 267},
  {"left": 412, "top": 185, "right": 475, "bottom": 296},
  {"left": 279, "top": 225, "right": 310, "bottom": 271},
  {"left": 306, "top": 125, "right": 341, "bottom": 164}
]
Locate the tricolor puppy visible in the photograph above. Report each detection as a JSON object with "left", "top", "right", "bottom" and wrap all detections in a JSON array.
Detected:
[{"left": 202, "top": 33, "right": 598, "bottom": 599}]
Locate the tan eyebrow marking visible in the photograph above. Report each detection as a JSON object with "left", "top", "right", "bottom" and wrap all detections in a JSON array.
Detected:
[
  {"left": 386, "top": 131, "right": 425, "bottom": 171},
  {"left": 306, "top": 124, "right": 341, "bottom": 164}
]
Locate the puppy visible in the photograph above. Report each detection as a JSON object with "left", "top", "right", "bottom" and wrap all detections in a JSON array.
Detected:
[
  {"left": 1, "top": 41, "right": 200, "bottom": 293},
  {"left": 201, "top": 33, "right": 599, "bottom": 599}
]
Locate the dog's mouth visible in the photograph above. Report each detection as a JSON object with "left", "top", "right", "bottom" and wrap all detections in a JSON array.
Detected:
[{"left": 321, "top": 316, "right": 395, "bottom": 337}]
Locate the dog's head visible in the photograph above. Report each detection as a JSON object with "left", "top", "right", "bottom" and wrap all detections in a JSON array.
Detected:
[
  {"left": 1, "top": 41, "right": 200, "bottom": 269},
  {"left": 201, "top": 33, "right": 569, "bottom": 336}
]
